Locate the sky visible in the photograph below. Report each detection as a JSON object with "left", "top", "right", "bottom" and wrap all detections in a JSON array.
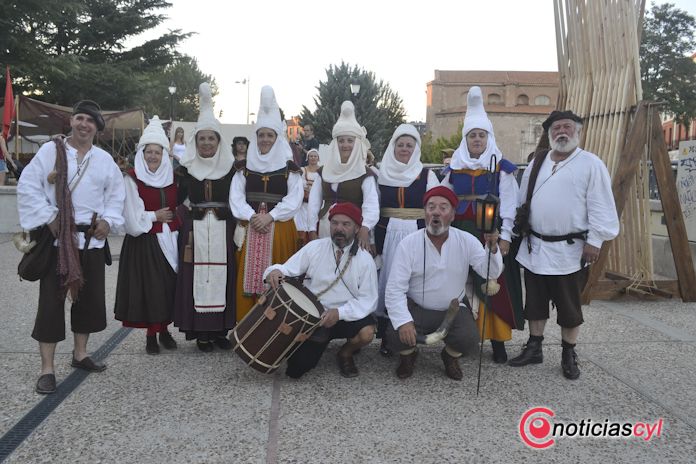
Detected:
[{"left": 145, "top": 0, "right": 696, "bottom": 124}]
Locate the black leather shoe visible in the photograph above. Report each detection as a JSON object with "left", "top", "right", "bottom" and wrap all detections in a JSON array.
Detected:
[
  {"left": 508, "top": 339, "right": 543, "bottom": 367},
  {"left": 196, "top": 340, "right": 214, "bottom": 352},
  {"left": 396, "top": 350, "right": 418, "bottom": 379},
  {"left": 562, "top": 346, "right": 580, "bottom": 380},
  {"left": 158, "top": 331, "right": 177, "bottom": 350},
  {"left": 337, "top": 354, "right": 359, "bottom": 378},
  {"left": 36, "top": 374, "right": 56, "bottom": 394},
  {"left": 146, "top": 335, "right": 160, "bottom": 355},
  {"left": 440, "top": 349, "right": 463, "bottom": 381},
  {"left": 491, "top": 340, "right": 508, "bottom": 364},
  {"left": 71, "top": 354, "right": 107, "bottom": 372},
  {"left": 213, "top": 336, "right": 232, "bottom": 350}
]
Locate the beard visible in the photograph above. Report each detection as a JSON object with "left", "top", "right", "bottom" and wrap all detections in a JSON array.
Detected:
[
  {"left": 550, "top": 132, "right": 580, "bottom": 153},
  {"left": 426, "top": 223, "right": 449, "bottom": 236},
  {"left": 331, "top": 232, "right": 351, "bottom": 247}
]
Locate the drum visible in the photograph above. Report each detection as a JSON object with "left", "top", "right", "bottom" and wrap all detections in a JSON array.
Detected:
[{"left": 231, "top": 278, "right": 324, "bottom": 373}]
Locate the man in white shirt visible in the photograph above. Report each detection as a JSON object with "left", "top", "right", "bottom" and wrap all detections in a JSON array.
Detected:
[
  {"left": 17, "top": 100, "right": 125, "bottom": 394},
  {"left": 510, "top": 111, "right": 619, "bottom": 380},
  {"left": 264, "top": 202, "right": 378, "bottom": 379},
  {"left": 385, "top": 186, "right": 502, "bottom": 380}
]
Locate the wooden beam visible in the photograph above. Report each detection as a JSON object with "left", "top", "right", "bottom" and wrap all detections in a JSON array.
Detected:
[
  {"left": 582, "top": 101, "right": 648, "bottom": 303},
  {"left": 590, "top": 279, "right": 679, "bottom": 300},
  {"left": 649, "top": 110, "right": 696, "bottom": 301}
]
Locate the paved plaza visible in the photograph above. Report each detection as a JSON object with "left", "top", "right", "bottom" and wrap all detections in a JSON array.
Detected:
[{"left": 0, "top": 234, "right": 694, "bottom": 463}]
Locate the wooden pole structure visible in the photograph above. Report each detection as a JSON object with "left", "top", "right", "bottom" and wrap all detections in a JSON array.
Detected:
[
  {"left": 648, "top": 110, "right": 696, "bottom": 301},
  {"left": 13, "top": 96, "right": 19, "bottom": 159}
]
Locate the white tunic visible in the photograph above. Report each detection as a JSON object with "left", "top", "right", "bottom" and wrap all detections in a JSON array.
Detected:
[
  {"left": 122, "top": 176, "right": 179, "bottom": 272},
  {"left": 17, "top": 140, "right": 125, "bottom": 249},
  {"left": 515, "top": 148, "right": 620, "bottom": 275},
  {"left": 306, "top": 173, "right": 380, "bottom": 235},
  {"left": 295, "top": 168, "right": 320, "bottom": 232},
  {"left": 375, "top": 169, "right": 440, "bottom": 316},
  {"left": 440, "top": 167, "right": 519, "bottom": 242},
  {"left": 263, "top": 238, "right": 378, "bottom": 321},
  {"left": 229, "top": 169, "right": 303, "bottom": 221},
  {"left": 385, "top": 228, "right": 503, "bottom": 330}
]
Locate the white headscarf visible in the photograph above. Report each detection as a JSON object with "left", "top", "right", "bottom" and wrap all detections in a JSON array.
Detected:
[
  {"left": 179, "top": 83, "right": 235, "bottom": 181},
  {"left": 321, "top": 101, "right": 370, "bottom": 183},
  {"left": 378, "top": 124, "right": 423, "bottom": 187},
  {"left": 246, "top": 85, "right": 293, "bottom": 172},
  {"left": 134, "top": 115, "right": 173, "bottom": 188},
  {"left": 450, "top": 86, "right": 503, "bottom": 170}
]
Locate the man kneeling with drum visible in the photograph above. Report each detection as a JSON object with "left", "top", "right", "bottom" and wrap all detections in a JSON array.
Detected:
[{"left": 264, "top": 202, "right": 378, "bottom": 378}]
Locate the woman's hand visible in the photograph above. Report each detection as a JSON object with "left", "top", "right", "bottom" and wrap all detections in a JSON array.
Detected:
[
  {"left": 155, "top": 208, "right": 174, "bottom": 223},
  {"left": 358, "top": 226, "right": 370, "bottom": 251},
  {"left": 250, "top": 213, "right": 273, "bottom": 233}
]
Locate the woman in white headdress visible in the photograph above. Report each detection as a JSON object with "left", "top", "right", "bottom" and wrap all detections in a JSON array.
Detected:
[
  {"left": 374, "top": 124, "right": 439, "bottom": 355},
  {"left": 230, "top": 85, "right": 303, "bottom": 321},
  {"left": 173, "top": 83, "right": 237, "bottom": 352},
  {"left": 441, "top": 86, "right": 522, "bottom": 364},
  {"left": 294, "top": 148, "right": 321, "bottom": 246},
  {"left": 115, "top": 116, "right": 180, "bottom": 355},
  {"left": 306, "top": 101, "right": 378, "bottom": 250}
]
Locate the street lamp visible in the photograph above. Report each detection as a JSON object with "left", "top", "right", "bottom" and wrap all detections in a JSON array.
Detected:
[
  {"left": 235, "top": 77, "right": 250, "bottom": 124},
  {"left": 168, "top": 82, "right": 176, "bottom": 121},
  {"left": 350, "top": 82, "right": 361, "bottom": 97}
]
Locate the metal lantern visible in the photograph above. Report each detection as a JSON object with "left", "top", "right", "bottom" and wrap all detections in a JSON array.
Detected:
[
  {"left": 475, "top": 193, "right": 500, "bottom": 233},
  {"left": 475, "top": 154, "right": 500, "bottom": 233}
]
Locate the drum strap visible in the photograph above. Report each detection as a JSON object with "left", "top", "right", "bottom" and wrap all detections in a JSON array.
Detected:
[{"left": 315, "top": 252, "right": 355, "bottom": 300}]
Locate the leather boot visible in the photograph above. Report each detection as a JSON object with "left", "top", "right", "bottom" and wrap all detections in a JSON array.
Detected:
[
  {"left": 491, "top": 340, "right": 508, "bottom": 364},
  {"left": 508, "top": 338, "right": 543, "bottom": 367},
  {"left": 440, "top": 349, "right": 463, "bottom": 381},
  {"left": 159, "top": 330, "right": 178, "bottom": 350},
  {"left": 561, "top": 346, "right": 580, "bottom": 380},
  {"left": 396, "top": 350, "right": 418, "bottom": 379},
  {"left": 146, "top": 335, "right": 160, "bottom": 355}
]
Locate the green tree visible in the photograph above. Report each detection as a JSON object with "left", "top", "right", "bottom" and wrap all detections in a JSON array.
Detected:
[
  {"left": 640, "top": 2, "right": 696, "bottom": 128},
  {"left": 0, "top": 0, "right": 193, "bottom": 111},
  {"left": 300, "top": 62, "right": 406, "bottom": 159},
  {"left": 420, "top": 123, "right": 463, "bottom": 164}
]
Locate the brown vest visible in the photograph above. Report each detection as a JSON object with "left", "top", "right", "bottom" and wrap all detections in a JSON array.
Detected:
[{"left": 318, "top": 166, "right": 372, "bottom": 218}]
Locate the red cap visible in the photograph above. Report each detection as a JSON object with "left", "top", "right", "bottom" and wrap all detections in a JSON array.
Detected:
[
  {"left": 423, "top": 186, "right": 458, "bottom": 209},
  {"left": 328, "top": 202, "right": 363, "bottom": 226}
]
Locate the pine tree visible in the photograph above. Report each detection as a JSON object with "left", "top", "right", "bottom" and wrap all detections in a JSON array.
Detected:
[{"left": 300, "top": 62, "right": 406, "bottom": 159}]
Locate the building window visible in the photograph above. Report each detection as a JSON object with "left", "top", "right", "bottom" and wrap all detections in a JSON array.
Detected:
[
  {"left": 488, "top": 93, "right": 502, "bottom": 105},
  {"left": 534, "top": 95, "right": 551, "bottom": 106},
  {"left": 517, "top": 94, "right": 529, "bottom": 105}
]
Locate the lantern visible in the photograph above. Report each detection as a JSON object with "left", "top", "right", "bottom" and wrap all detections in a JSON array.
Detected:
[{"left": 475, "top": 193, "right": 500, "bottom": 233}]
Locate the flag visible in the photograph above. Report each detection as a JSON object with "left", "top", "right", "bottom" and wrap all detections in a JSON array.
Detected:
[{"left": 2, "top": 66, "right": 14, "bottom": 139}]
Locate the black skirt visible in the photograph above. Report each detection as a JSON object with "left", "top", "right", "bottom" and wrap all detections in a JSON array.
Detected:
[{"left": 114, "top": 233, "right": 176, "bottom": 325}]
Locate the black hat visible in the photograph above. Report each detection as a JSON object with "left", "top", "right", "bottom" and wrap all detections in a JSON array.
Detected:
[
  {"left": 233, "top": 136, "right": 250, "bottom": 145},
  {"left": 542, "top": 110, "right": 583, "bottom": 132},
  {"left": 72, "top": 100, "right": 105, "bottom": 131}
]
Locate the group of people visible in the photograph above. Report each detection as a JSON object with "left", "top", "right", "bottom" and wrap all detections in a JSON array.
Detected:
[{"left": 17, "top": 83, "right": 619, "bottom": 395}]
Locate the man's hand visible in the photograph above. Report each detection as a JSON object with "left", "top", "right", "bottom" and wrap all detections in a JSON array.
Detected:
[
  {"left": 94, "top": 219, "right": 110, "bottom": 240},
  {"left": 398, "top": 321, "right": 417, "bottom": 347},
  {"left": 357, "top": 226, "right": 370, "bottom": 251},
  {"left": 250, "top": 213, "right": 273, "bottom": 233},
  {"left": 320, "top": 308, "right": 340, "bottom": 328},
  {"left": 48, "top": 217, "right": 59, "bottom": 237},
  {"left": 155, "top": 208, "right": 174, "bottom": 223},
  {"left": 483, "top": 230, "right": 500, "bottom": 254},
  {"left": 582, "top": 243, "right": 600, "bottom": 265},
  {"left": 499, "top": 239, "right": 510, "bottom": 257},
  {"left": 266, "top": 269, "right": 284, "bottom": 289}
]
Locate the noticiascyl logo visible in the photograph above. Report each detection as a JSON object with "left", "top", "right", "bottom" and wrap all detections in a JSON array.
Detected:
[
  {"left": 519, "top": 407, "right": 556, "bottom": 449},
  {"left": 519, "top": 407, "right": 665, "bottom": 449}
]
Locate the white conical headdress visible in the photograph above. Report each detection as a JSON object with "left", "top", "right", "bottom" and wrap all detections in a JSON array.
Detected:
[
  {"left": 134, "top": 115, "right": 173, "bottom": 187},
  {"left": 322, "top": 101, "right": 370, "bottom": 183},
  {"left": 378, "top": 123, "right": 423, "bottom": 187},
  {"left": 179, "top": 82, "right": 234, "bottom": 180},
  {"left": 450, "top": 86, "right": 503, "bottom": 170},
  {"left": 246, "top": 85, "right": 293, "bottom": 172},
  {"left": 332, "top": 101, "right": 366, "bottom": 139}
]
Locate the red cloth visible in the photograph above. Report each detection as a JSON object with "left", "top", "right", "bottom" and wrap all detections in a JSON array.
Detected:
[
  {"left": 128, "top": 169, "right": 180, "bottom": 233},
  {"left": 2, "top": 66, "right": 14, "bottom": 142},
  {"left": 328, "top": 202, "right": 362, "bottom": 226},
  {"left": 423, "top": 186, "right": 458, "bottom": 209}
]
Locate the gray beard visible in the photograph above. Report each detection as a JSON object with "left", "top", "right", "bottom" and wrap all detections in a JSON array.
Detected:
[
  {"left": 550, "top": 134, "right": 580, "bottom": 153},
  {"left": 426, "top": 223, "right": 449, "bottom": 236}
]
